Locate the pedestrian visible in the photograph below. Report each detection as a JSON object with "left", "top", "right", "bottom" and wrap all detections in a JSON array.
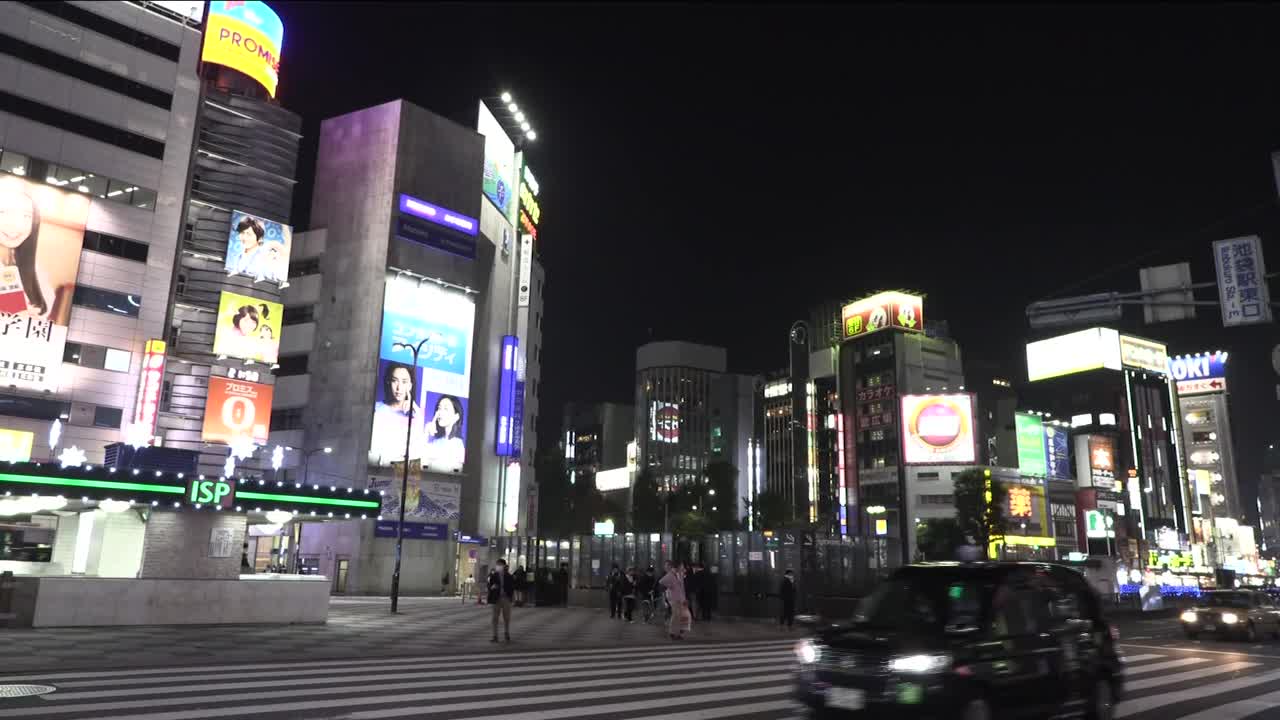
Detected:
[
  {"left": 622, "top": 567, "right": 638, "bottom": 622},
  {"left": 700, "top": 565, "right": 718, "bottom": 621},
  {"left": 779, "top": 568, "right": 797, "bottom": 630},
  {"left": 488, "top": 558, "right": 515, "bottom": 643},
  {"left": 606, "top": 563, "right": 623, "bottom": 618},
  {"left": 637, "top": 565, "right": 657, "bottom": 621},
  {"left": 513, "top": 565, "right": 527, "bottom": 607},
  {"left": 557, "top": 562, "right": 570, "bottom": 606},
  {"left": 660, "top": 561, "right": 691, "bottom": 640},
  {"left": 684, "top": 561, "right": 701, "bottom": 623}
]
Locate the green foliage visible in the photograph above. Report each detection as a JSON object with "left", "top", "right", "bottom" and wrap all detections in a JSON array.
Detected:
[
  {"left": 915, "top": 517, "right": 966, "bottom": 561},
  {"left": 952, "top": 468, "right": 1009, "bottom": 553},
  {"left": 630, "top": 468, "right": 664, "bottom": 532}
]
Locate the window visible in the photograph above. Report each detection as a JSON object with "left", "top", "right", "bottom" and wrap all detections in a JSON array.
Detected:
[
  {"left": 916, "top": 471, "right": 940, "bottom": 481},
  {"left": 1, "top": 154, "right": 157, "bottom": 210},
  {"left": 918, "top": 494, "right": 953, "bottom": 506},
  {"left": 72, "top": 286, "right": 141, "bottom": 317},
  {"left": 288, "top": 257, "right": 321, "bottom": 278},
  {"left": 83, "top": 231, "right": 149, "bottom": 262},
  {"left": 270, "top": 408, "right": 304, "bottom": 431},
  {"left": 92, "top": 406, "right": 123, "bottom": 429},
  {"left": 1054, "top": 520, "right": 1077, "bottom": 538},
  {"left": 275, "top": 355, "right": 309, "bottom": 376},
  {"left": 283, "top": 305, "right": 315, "bottom": 325},
  {"left": 0, "top": 89, "right": 165, "bottom": 160},
  {"left": 0, "top": 33, "right": 173, "bottom": 108},
  {"left": 62, "top": 342, "right": 132, "bottom": 372},
  {"left": 0, "top": 393, "right": 69, "bottom": 421},
  {"left": 22, "top": 0, "right": 183, "bottom": 61}
]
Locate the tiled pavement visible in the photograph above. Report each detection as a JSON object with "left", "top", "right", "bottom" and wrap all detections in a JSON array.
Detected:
[{"left": 0, "top": 597, "right": 796, "bottom": 674}]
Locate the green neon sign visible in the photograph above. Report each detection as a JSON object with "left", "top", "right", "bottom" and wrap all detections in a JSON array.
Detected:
[
  {"left": 0, "top": 472, "right": 183, "bottom": 495},
  {"left": 236, "top": 490, "right": 380, "bottom": 509}
]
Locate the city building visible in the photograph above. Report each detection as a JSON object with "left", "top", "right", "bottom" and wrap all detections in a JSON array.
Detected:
[
  {"left": 0, "top": 1, "right": 203, "bottom": 464},
  {"left": 563, "top": 401, "right": 634, "bottom": 488}
]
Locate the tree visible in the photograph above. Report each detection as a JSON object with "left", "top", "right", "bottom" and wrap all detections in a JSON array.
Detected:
[
  {"left": 701, "top": 461, "right": 740, "bottom": 530},
  {"left": 630, "top": 469, "right": 664, "bottom": 532},
  {"left": 953, "top": 468, "right": 1009, "bottom": 555},
  {"left": 744, "top": 488, "right": 790, "bottom": 531},
  {"left": 915, "top": 517, "right": 966, "bottom": 561}
]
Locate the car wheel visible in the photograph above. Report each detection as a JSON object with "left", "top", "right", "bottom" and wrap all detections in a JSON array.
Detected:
[
  {"left": 1086, "top": 677, "right": 1115, "bottom": 720},
  {"left": 1246, "top": 623, "right": 1258, "bottom": 642},
  {"left": 960, "top": 698, "right": 992, "bottom": 720}
]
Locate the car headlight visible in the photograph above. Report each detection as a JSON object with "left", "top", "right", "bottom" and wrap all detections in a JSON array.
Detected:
[
  {"left": 795, "top": 640, "right": 819, "bottom": 665},
  {"left": 889, "top": 653, "right": 952, "bottom": 674},
  {"left": 1180, "top": 611, "right": 1198, "bottom": 623},
  {"left": 1221, "top": 612, "right": 1239, "bottom": 625}
]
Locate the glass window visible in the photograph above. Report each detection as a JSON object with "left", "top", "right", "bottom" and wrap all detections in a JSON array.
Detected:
[
  {"left": 103, "top": 348, "right": 131, "bottom": 373},
  {"left": 84, "top": 231, "right": 149, "bottom": 263},
  {"left": 275, "top": 355, "right": 309, "bottom": 376},
  {"left": 0, "top": 393, "right": 70, "bottom": 421},
  {"left": 73, "top": 286, "right": 141, "bottom": 318},
  {"left": 93, "top": 406, "right": 123, "bottom": 429}
]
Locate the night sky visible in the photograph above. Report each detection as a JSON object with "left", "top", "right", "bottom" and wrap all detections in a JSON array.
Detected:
[{"left": 272, "top": 4, "right": 1280, "bottom": 506}]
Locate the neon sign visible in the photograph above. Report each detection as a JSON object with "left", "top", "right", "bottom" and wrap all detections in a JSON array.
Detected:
[
  {"left": 397, "top": 194, "right": 478, "bottom": 236},
  {"left": 131, "top": 339, "right": 166, "bottom": 444},
  {"left": 186, "top": 476, "right": 236, "bottom": 509},
  {"left": 519, "top": 182, "right": 541, "bottom": 226},
  {"left": 519, "top": 210, "right": 537, "bottom": 239}
]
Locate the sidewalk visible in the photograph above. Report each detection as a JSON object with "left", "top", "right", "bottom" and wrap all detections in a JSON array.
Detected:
[{"left": 0, "top": 597, "right": 796, "bottom": 675}]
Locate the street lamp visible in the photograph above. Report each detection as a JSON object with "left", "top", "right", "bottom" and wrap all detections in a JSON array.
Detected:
[
  {"left": 388, "top": 337, "right": 432, "bottom": 614},
  {"left": 302, "top": 446, "right": 333, "bottom": 486}
]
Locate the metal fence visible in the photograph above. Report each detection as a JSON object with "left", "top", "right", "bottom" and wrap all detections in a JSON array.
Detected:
[{"left": 491, "top": 531, "right": 900, "bottom": 618}]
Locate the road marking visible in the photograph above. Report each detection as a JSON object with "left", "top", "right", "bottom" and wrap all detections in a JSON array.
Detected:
[
  {"left": 1124, "top": 661, "right": 1258, "bottom": 691},
  {"left": 1119, "top": 654, "right": 1164, "bottom": 663},
  {"left": 1118, "top": 667, "right": 1280, "bottom": 717},
  {"left": 1177, "top": 688, "right": 1280, "bottom": 720},
  {"left": 1121, "top": 657, "right": 1210, "bottom": 676},
  {"left": 35, "top": 655, "right": 789, "bottom": 703},
  {"left": 1120, "top": 642, "right": 1280, "bottom": 661},
  {"left": 348, "top": 683, "right": 794, "bottom": 720},
  {"left": 0, "top": 638, "right": 793, "bottom": 684}
]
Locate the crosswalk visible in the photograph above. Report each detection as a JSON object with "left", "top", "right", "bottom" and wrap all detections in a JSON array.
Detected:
[{"left": 1, "top": 639, "right": 1279, "bottom": 719}]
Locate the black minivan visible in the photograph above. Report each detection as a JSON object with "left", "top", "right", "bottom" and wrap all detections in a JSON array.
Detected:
[{"left": 794, "top": 562, "right": 1123, "bottom": 719}]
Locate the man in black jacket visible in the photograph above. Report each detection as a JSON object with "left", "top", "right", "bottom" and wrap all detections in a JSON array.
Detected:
[
  {"left": 488, "top": 558, "right": 515, "bottom": 642},
  {"left": 779, "top": 568, "right": 797, "bottom": 630}
]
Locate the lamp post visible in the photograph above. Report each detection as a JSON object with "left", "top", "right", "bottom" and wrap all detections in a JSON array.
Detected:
[
  {"left": 302, "top": 446, "right": 333, "bottom": 486},
  {"left": 389, "top": 338, "right": 432, "bottom": 614}
]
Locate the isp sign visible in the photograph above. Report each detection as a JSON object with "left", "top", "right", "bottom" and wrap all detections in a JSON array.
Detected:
[{"left": 1167, "top": 352, "right": 1227, "bottom": 395}]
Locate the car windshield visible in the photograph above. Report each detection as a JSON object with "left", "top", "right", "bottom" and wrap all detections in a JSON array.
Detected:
[
  {"left": 852, "top": 572, "right": 982, "bottom": 632},
  {"left": 1203, "top": 591, "right": 1252, "bottom": 609}
]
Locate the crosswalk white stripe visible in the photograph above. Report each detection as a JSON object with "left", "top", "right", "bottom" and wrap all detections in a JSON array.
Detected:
[
  {"left": 347, "top": 682, "right": 794, "bottom": 720},
  {"left": 45, "top": 647, "right": 790, "bottom": 693},
  {"left": 0, "top": 667, "right": 789, "bottom": 718},
  {"left": 1117, "top": 667, "right": 1280, "bottom": 717},
  {"left": 36, "top": 653, "right": 789, "bottom": 702},
  {"left": 0, "top": 638, "right": 794, "bottom": 684},
  {"left": 1177, "top": 688, "right": 1280, "bottom": 720},
  {"left": 1120, "top": 642, "right": 1280, "bottom": 660},
  {"left": 1120, "top": 657, "right": 1210, "bottom": 677},
  {"left": 1118, "top": 654, "right": 1164, "bottom": 663},
  {"left": 19, "top": 672, "right": 789, "bottom": 720},
  {"left": 1123, "top": 661, "right": 1258, "bottom": 691},
  {"left": 592, "top": 699, "right": 799, "bottom": 720}
]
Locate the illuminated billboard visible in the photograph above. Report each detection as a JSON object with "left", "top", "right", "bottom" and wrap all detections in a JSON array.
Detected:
[
  {"left": 650, "top": 402, "right": 680, "bottom": 444},
  {"left": 1168, "top": 351, "right": 1228, "bottom": 395},
  {"left": 519, "top": 163, "right": 541, "bottom": 231},
  {"left": 1014, "top": 413, "right": 1047, "bottom": 476},
  {"left": 371, "top": 466, "right": 461, "bottom": 522},
  {"left": 0, "top": 429, "right": 34, "bottom": 462},
  {"left": 0, "top": 176, "right": 90, "bottom": 392},
  {"left": 841, "top": 291, "right": 923, "bottom": 341},
  {"left": 1025, "top": 327, "right": 1122, "bottom": 382},
  {"left": 478, "top": 102, "right": 516, "bottom": 220},
  {"left": 225, "top": 209, "right": 291, "bottom": 284},
  {"left": 595, "top": 467, "right": 631, "bottom": 492},
  {"left": 517, "top": 234, "right": 533, "bottom": 307},
  {"left": 202, "top": 376, "right": 273, "bottom": 445},
  {"left": 1008, "top": 486, "right": 1034, "bottom": 518},
  {"left": 495, "top": 335, "right": 519, "bottom": 457},
  {"left": 212, "top": 291, "right": 283, "bottom": 363},
  {"left": 131, "top": 339, "right": 167, "bottom": 443},
  {"left": 1088, "top": 435, "right": 1116, "bottom": 490},
  {"left": 1118, "top": 335, "right": 1168, "bottom": 374},
  {"left": 368, "top": 276, "right": 475, "bottom": 473},
  {"left": 202, "top": 1, "right": 284, "bottom": 98},
  {"left": 1045, "top": 425, "right": 1070, "bottom": 479},
  {"left": 900, "top": 394, "right": 976, "bottom": 465}
]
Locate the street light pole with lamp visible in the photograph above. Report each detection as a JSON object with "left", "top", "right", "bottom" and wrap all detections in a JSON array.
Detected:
[
  {"left": 302, "top": 445, "right": 333, "bottom": 486},
  {"left": 389, "top": 337, "right": 432, "bottom": 614}
]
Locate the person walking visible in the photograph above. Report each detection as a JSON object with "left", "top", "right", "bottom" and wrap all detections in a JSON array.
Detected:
[
  {"left": 684, "top": 561, "right": 699, "bottom": 625},
  {"left": 699, "top": 566, "right": 718, "bottom": 621},
  {"left": 488, "top": 558, "right": 515, "bottom": 643},
  {"left": 660, "top": 561, "right": 691, "bottom": 640},
  {"left": 778, "top": 568, "right": 797, "bottom": 630},
  {"left": 621, "top": 567, "right": 638, "bottom": 622},
  {"left": 557, "top": 562, "right": 570, "bottom": 607},
  {"left": 513, "top": 565, "right": 527, "bottom": 607},
  {"left": 606, "top": 564, "right": 623, "bottom": 619}
]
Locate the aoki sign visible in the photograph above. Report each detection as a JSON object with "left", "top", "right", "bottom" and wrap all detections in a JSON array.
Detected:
[{"left": 1167, "top": 351, "right": 1228, "bottom": 395}]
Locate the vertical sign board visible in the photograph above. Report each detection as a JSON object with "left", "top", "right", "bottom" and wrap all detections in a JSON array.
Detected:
[
  {"left": 518, "top": 234, "right": 533, "bottom": 308},
  {"left": 132, "top": 339, "right": 167, "bottom": 442},
  {"left": 495, "top": 335, "right": 519, "bottom": 456},
  {"left": 1214, "top": 236, "right": 1273, "bottom": 326},
  {"left": 1045, "top": 425, "right": 1071, "bottom": 479},
  {"left": 1014, "top": 413, "right": 1047, "bottom": 476},
  {"left": 511, "top": 380, "right": 525, "bottom": 458}
]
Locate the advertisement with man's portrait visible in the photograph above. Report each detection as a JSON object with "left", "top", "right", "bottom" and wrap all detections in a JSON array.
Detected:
[
  {"left": 0, "top": 176, "right": 90, "bottom": 392},
  {"left": 225, "top": 209, "right": 292, "bottom": 284}
]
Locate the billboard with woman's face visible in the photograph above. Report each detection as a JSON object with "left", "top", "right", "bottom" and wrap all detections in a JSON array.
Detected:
[
  {"left": 368, "top": 275, "right": 475, "bottom": 473},
  {"left": 211, "top": 291, "right": 283, "bottom": 363},
  {"left": 0, "top": 176, "right": 90, "bottom": 392},
  {"left": 225, "top": 209, "right": 292, "bottom": 284}
]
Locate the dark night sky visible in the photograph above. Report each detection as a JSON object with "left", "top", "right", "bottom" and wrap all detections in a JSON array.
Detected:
[{"left": 272, "top": 3, "right": 1280, "bottom": 505}]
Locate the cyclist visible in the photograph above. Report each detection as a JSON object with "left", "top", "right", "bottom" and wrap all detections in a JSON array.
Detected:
[{"left": 637, "top": 565, "right": 658, "bottom": 622}]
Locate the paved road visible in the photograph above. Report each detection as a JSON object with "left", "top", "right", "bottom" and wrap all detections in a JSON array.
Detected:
[{"left": 5, "top": 604, "right": 1280, "bottom": 719}]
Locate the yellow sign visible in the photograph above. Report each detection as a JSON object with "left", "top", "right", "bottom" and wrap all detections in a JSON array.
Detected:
[
  {"left": 1118, "top": 335, "right": 1168, "bottom": 374},
  {"left": 1008, "top": 486, "right": 1033, "bottom": 518},
  {"left": 202, "top": 2, "right": 284, "bottom": 98},
  {"left": 874, "top": 518, "right": 888, "bottom": 536},
  {"left": 0, "top": 429, "right": 34, "bottom": 462}
]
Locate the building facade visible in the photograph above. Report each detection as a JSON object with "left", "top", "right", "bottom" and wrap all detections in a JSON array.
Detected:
[{"left": 563, "top": 401, "right": 634, "bottom": 487}]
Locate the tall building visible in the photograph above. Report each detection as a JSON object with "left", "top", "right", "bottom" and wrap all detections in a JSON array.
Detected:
[
  {"left": 563, "top": 401, "right": 634, "bottom": 487},
  {"left": 0, "top": 1, "right": 203, "bottom": 462}
]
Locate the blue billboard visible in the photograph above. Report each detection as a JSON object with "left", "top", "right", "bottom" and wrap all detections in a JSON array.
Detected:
[
  {"left": 512, "top": 380, "right": 525, "bottom": 457},
  {"left": 1168, "top": 351, "right": 1228, "bottom": 395},
  {"left": 1045, "top": 425, "right": 1071, "bottom": 480},
  {"left": 495, "top": 335, "right": 519, "bottom": 456}
]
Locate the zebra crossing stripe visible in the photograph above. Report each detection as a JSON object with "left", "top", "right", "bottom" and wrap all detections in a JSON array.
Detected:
[
  {"left": 1119, "top": 654, "right": 1164, "bottom": 663},
  {"left": 1123, "top": 661, "right": 1258, "bottom": 692},
  {"left": 1176, "top": 688, "right": 1280, "bottom": 720},
  {"left": 1121, "top": 657, "right": 1210, "bottom": 677},
  {"left": 1118, "top": 667, "right": 1280, "bottom": 717}
]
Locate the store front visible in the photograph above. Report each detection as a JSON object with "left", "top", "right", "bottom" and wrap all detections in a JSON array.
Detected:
[{"left": 0, "top": 461, "right": 380, "bottom": 626}]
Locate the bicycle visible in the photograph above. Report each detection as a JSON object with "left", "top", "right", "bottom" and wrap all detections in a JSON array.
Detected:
[{"left": 640, "top": 593, "right": 657, "bottom": 623}]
